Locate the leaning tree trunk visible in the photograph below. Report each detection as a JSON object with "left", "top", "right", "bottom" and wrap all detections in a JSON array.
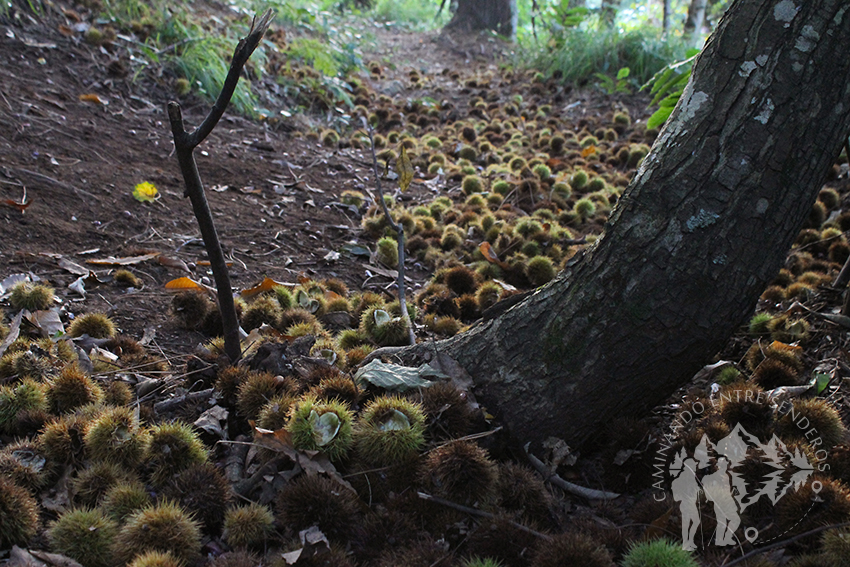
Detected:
[
  {"left": 684, "top": 0, "right": 708, "bottom": 39},
  {"left": 418, "top": 0, "right": 850, "bottom": 451},
  {"left": 445, "top": 0, "right": 517, "bottom": 37}
]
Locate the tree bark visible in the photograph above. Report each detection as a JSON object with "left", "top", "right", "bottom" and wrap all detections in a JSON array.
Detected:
[
  {"left": 684, "top": 0, "right": 708, "bottom": 38},
  {"left": 445, "top": 0, "right": 517, "bottom": 37},
  {"left": 420, "top": 0, "right": 850, "bottom": 451},
  {"left": 663, "top": 0, "right": 673, "bottom": 34},
  {"left": 600, "top": 0, "right": 618, "bottom": 25}
]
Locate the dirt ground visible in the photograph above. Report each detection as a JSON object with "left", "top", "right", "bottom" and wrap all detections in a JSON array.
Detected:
[{"left": 0, "top": 10, "right": 611, "bottom": 354}]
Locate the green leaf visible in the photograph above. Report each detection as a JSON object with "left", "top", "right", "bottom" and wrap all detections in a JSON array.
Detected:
[
  {"left": 647, "top": 106, "right": 674, "bottom": 130},
  {"left": 616, "top": 67, "right": 630, "bottom": 80},
  {"left": 815, "top": 373, "right": 830, "bottom": 395},
  {"left": 354, "top": 359, "right": 444, "bottom": 392},
  {"left": 309, "top": 410, "right": 341, "bottom": 446}
]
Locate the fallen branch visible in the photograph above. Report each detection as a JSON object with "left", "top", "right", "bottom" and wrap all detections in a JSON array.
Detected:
[
  {"left": 153, "top": 388, "right": 214, "bottom": 414},
  {"left": 525, "top": 444, "right": 620, "bottom": 500},
  {"left": 417, "top": 492, "right": 552, "bottom": 541},
  {"left": 166, "top": 9, "right": 274, "bottom": 363}
]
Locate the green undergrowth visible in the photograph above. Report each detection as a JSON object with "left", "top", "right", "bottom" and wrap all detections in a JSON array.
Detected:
[{"left": 518, "top": 19, "right": 692, "bottom": 87}]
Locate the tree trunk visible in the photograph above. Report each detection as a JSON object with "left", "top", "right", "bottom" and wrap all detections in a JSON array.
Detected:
[
  {"left": 600, "top": 0, "right": 617, "bottom": 25},
  {"left": 446, "top": 0, "right": 517, "bottom": 38},
  {"left": 663, "top": 0, "right": 672, "bottom": 34},
  {"left": 418, "top": 0, "right": 850, "bottom": 451},
  {"left": 684, "top": 0, "right": 708, "bottom": 38}
]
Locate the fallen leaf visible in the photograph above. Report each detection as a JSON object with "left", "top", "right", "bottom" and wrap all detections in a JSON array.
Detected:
[
  {"left": 57, "top": 257, "right": 89, "bottom": 276},
  {"left": 478, "top": 241, "right": 507, "bottom": 268},
  {"left": 157, "top": 255, "right": 191, "bottom": 272},
  {"left": 2, "top": 199, "right": 31, "bottom": 212},
  {"left": 0, "top": 273, "right": 32, "bottom": 296},
  {"left": 133, "top": 181, "right": 158, "bottom": 203},
  {"left": 241, "top": 277, "right": 289, "bottom": 299},
  {"left": 9, "top": 546, "right": 83, "bottom": 567},
  {"left": 25, "top": 308, "right": 65, "bottom": 338},
  {"left": 78, "top": 93, "right": 106, "bottom": 105},
  {"left": 645, "top": 507, "right": 674, "bottom": 539},
  {"left": 87, "top": 253, "right": 160, "bottom": 266},
  {"left": 581, "top": 145, "right": 596, "bottom": 157},
  {"left": 397, "top": 145, "right": 413, "bottom": 192},
  {"left": 252, "top": 425, "right": 356, "bottom": 493},
  {"left": 165, "top": 276, "right": 206, "bottom": 292},
  {"left": 0, "top": 311, "right": 23, "bottom": 358},
  {"left": 354, "top": 359, "right": 442, "bottom": 392}
]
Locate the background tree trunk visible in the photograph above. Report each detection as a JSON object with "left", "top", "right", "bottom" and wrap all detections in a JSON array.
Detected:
[
  {"left": 446, "top": 0, "right": 517, "bottom": 37},
  {"left": 663, "top": 0, "right": 672, "bottom": 34},
  {"left": 600, "top": 0, "right": 617, "bottom": 25},
  {"left": 684, "top": 0, "right": 708, "bottom": 39},
  {"left": 425, "top": 0, "right": 850, "bottom": 451}
]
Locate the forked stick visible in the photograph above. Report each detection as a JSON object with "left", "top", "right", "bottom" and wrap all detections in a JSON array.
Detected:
[{"left": 167, "top": 9, "right": 274, "bottom": 362}]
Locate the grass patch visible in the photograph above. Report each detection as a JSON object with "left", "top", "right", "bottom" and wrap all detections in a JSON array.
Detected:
[{"left": 517, "top": 19, "right": 691, "bottom": 87}]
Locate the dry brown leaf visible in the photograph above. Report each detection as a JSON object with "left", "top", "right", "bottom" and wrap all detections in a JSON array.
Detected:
[
  {"left": 164, "top": 276, "right": 207, "bottom": 292},
  {"left": 57, "top": 257, "right": 89, "bottom": 276},
  {"left": 0, "top": 311, "right": 23, "bottom": 358},
  {"left": 252, "top": 425, "right": 356, "bottom": 493},
  {"left": 87, "top": 252, "right": 159, "bottom": 266},
  {"left": 2, "top": 199, "right": 31, "bottom": 212},
  {"left": 478, "top": 241, "right": 508, "bottom": 268},
  {"left": 78, "top": 93, "right": 106, "bottom": 105},
  {"left": 157, "top": 255, "right": 191, "bottom": 272},
  {"left": 240, "top": 276, "right": 288, "bottom": 299},
  {"left": 644, "top": 507, "right": 674, "bottom": 539}
]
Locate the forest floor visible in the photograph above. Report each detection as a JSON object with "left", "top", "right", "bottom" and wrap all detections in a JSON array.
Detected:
[{"left": 3, "top": 3, "right": 850, "bottom": 567}]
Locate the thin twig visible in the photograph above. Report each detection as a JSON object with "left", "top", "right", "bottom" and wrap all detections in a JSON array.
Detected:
[
  {"left": 153, "top": 388, "right": 214, "bottom": 413},
  {"left": 721, "top": 522, "right": 850, "bottom": 566},
  {"left": 525, "top": 444, "right": 620, "bottom": 500},
  {"left": 362, "top": 119, "right": 415, "bottom": 345},
  {"left": 418, "top": 492, "right": 552, "bottom": 540}
]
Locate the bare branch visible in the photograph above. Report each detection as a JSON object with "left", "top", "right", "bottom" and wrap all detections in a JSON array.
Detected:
[{"left": 166, "top": 9, "right": 274, "bottom": 363}]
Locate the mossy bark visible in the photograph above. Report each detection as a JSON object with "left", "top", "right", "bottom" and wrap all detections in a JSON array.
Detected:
[{"left": 434, "top": 0, "right": 850, "bottom": 450}]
